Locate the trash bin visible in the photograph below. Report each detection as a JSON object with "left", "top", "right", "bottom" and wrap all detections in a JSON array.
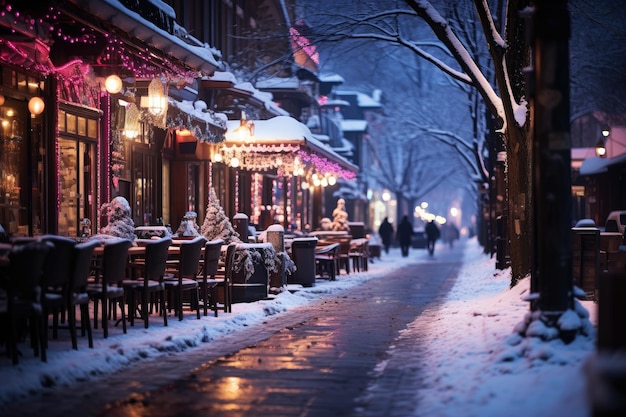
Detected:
[{"left": 289, "top": 237, "right": 318, "bottom": 287}]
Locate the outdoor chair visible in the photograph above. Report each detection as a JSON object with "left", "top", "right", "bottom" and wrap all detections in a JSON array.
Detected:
[
  {"left": 87, "top": 238, "right": 132, "bottom": 338},
  {"left": 123, "top": 237, "right": 171, "bottom": 328},
  {"left": 39, "top": 235, "right": 78, "bottom": 345},
  {"left": 164, "top": 236, "right": 205, "bottom": 321},
  {"left": 315, "top": 243, "right": 340, "bottom": 281},
  {"left": 67, "top": 239, "right": 101, "bottom": 349},
  {"left": 3, "top": 241, "right": 52, "bottom": 364},
  {"left": 328, "top": 235, "right": 352, "bottom": 275},
  {"left": 195, "top": 239, "right": 226, "bottom": 317}
]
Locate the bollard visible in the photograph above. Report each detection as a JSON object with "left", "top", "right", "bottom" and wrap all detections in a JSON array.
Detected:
[
  {"left": 233, "top": 213, "right": 249, "bottom": 243},
  {"left": 266, "top": 224, "right": 286, "bottom": 290}
]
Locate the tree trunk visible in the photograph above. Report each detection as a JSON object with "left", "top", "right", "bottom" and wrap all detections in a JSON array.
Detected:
[{"left": 505, "top": 124, "right": 533, "bottom": 285}]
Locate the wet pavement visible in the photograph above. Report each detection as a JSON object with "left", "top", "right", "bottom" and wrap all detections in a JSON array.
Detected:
[{"left": 3, "top": 242, "right": 464, "bottom": 417}]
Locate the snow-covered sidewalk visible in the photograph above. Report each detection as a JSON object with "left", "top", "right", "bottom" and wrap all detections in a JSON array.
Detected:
[{"left": 0, "top": 238, "right": 597, "bottom": 417}]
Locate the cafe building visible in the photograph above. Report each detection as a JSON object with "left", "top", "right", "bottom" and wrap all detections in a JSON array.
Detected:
[{"left": 0, "top": 1, "right": 223, "bottom": 237}]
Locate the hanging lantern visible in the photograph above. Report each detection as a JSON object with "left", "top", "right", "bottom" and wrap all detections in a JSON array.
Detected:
[
  {"left": 124, "top": 103, "right": 140, "bottom": 138},
  {"left": 105, "top": 75, "right": 123, "bottom": 94},
  {"left": 28, "top": 96, "right": 45, "bottom": 115},
  {"left": 140, "top": 78, "right": 167, "bottom": 116}
]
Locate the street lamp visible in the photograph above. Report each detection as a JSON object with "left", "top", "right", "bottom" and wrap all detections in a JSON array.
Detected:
[{"left": 595, "top": 125, "right": 610, "bottom": 158}]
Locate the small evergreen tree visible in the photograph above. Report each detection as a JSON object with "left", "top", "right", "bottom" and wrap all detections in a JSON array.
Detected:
[{"left": 200, "top": 188, "right": 241, "bottom": 244}]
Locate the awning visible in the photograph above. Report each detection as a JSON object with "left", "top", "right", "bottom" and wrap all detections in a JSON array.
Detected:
[
  {"left": 219, "top": 116, "right": 357, "bottom": 179},
  {"left": 166, "top": 98, "right": 227, "bottom": 143},
  {"left": 63, "top": 0, "right": 220, "bottom": 76}
]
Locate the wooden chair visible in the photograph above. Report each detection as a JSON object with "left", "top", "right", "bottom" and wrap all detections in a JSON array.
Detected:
[
  {"left": 123, "top": 237, "right": 172, "bottom": 328},
  {"left": 195, "top": 239, "right": 226, "bottom": 317},
  {"left": 315, "top": 243, "right": 340, "bottom": 281},
  {"left": 67, "top": 239, "right": 101, "bottom": 349},
  {"left": 87, "top": 238, "right": 132, "bottom": 338},
  {"left": 329, "top": 235, "right": 352, "bottom": 275},
  {"left": 349, "top": 238, "right": 369, "bottom": 273},
  {"left": 164, "top": 236, "right": 205, "bottom": 321},
  {"left": 3, "top": 241, "right": 52, "bottom": 364}
]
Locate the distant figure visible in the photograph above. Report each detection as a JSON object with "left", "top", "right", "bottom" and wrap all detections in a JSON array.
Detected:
[
  {"left": 378, "top": 217, "right": 394, "bottom": 254},
  {"left": 443, "top": 223, "right": 460, "bottom": 248},
  {"left": 425, "top": 220, "right": 440, "bottom": 256},
  {"left": 396, "top": 215, "right": 414, "bottom": 257}
]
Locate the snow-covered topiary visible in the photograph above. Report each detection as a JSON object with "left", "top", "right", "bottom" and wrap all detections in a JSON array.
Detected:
[
  {"left": 175, "top": 211, "right": 200, "bottom": 237},
  {"left": 200, "top": 188, "right": 241, "bottom": 244},
  {"left": 91, "top": 196, "right": 136, "bottom": 242}
]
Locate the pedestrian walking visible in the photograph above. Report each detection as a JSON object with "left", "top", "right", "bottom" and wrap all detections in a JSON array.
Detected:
[
  {"left": 396, "top": 215, "right": 414, "bottom": 257},
  {"left": 425, "top": 220, "right": 440, "bottom": 256},
  {"left": 378, "top": 217, "right": 394, "bottom": 254}
]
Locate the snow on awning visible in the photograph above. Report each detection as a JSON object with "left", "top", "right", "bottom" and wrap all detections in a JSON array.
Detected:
[
  {"left": 580, "top": 153, "right": 626, "bottom": 176},
  {"left": 166, "top": 98, "right": 227, "bottom": 143},
  {"left": 64, "top": 0, "right": 220, "bottom": 75},
  {"left": 218, "top": 116, "right": 357, "bottom": 179}
]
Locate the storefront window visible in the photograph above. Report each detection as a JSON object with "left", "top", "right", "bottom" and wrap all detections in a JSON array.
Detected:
[
  {"left": 0, "top": 98, "right": 28, "bottom": 235},
  {"left": 132, "top": 149, "right": 157, "bottom": 226},
  {"left": 58, "top": 106, "right": 99, "bottom": 237}
]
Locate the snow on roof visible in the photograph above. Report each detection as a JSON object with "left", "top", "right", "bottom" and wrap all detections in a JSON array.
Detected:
[
  {"left": 229, "top": 81, "right": 287, "bottom": 116},
  {"left": 223, "top": 116, "right": 358, "bottom": 173},
  {"left": 90, "top": 0, "right": 221, "bottom": 72},
  {"left": 323, "top": 99, "right": 351, "bottom": 107},
  {"left": 147, "top": 0, "right": 175, "bottom": 18},
  {"left": 337, "top": 90, "right": 382, "bottom": 108},
  {"left": 225, "top": 116, "right": 313, "bottom": 142},
  {"left": 207, "top": 71, "right": 238, "bottom": 84},
  {"left": 319, "top": 72, "right": 345, "bottom": 84},
  {"left": 168, "top": 98, "right": 227, "bottom": 130},
  {"left": 580, "top": 153, "right": 626, "bottom": 175},
  {"left": 340, "top": 119, "right": 368, "bottom": 132},
  {"left": 255, "top": 76, "right": 300, "bottom": 89}
]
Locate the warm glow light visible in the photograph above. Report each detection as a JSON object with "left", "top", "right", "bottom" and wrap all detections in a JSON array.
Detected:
[
  {"left": 382, "top": 191, "right": 390, "bottom": 202},
  {"left": 0, "top": 94, "right": 4, "bottom": 106},
  {"left": 105, "top": 75, "right": 123, "bottom": 94},
  {"left": 28, "top": 96, "right": 45, "bottom": 115},
  {"left": 421, "top": 202, "right": 429, "bottom": 209},
  {"left": 213, "top": 153, "right": 222, "bottom": 163},
  {"left": 450, "top": 207, "right": 459, "bottom": 217},
  {"left": 328, "top": 175, "right": 337, "bottom": 186},
  {"left": 230, "top": 156, "right": 240, "bottom": 168},
  {"left": 321, "top": 177, "right": 328, "bottom": 187},
  {"left": 301, "top": 181, "right": 309, "bottom": 190},
  {"left": 595, "top": 139, "right": 607, "bottom": 158}
]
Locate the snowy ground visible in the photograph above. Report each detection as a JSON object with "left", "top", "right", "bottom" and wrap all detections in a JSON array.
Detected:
[{"left": 0, "top": 238, "right": 598, "bottom": 416}]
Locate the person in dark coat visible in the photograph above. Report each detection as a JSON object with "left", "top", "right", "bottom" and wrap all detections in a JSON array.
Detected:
[
  {"left": 378, "top": 217, "right": 394, "bottom": 254},
  {"left": 396, "top": 215, "right": 414, "bottom": 257},
  {"left": 425, "top": 220, "right": 440, "bottom": 256}
]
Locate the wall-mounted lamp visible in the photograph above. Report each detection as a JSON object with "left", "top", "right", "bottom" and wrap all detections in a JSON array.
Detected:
[
  {"left": 28, "top": 96, "right": 45, "bottom": 115},
  {"left": 105, "top": 75, "right": 123, "bottom": 94}
]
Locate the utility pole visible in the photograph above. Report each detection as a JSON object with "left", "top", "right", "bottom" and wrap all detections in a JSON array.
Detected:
[{"left": 529, "top": 0, "right": 574, "bottom": 338}]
